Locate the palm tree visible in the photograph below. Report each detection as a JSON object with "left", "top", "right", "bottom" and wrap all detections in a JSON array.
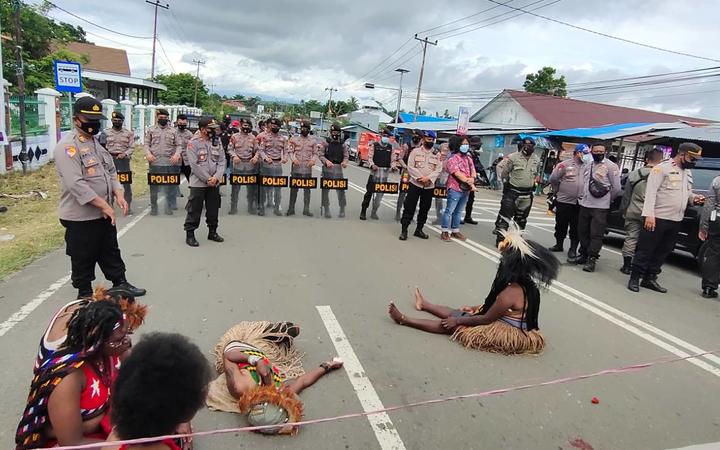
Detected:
[{"left": 348, "top": 96, "right": 359, "bottom": 111}]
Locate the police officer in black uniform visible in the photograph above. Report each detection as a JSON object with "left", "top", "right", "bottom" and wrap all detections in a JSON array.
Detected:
[
  {"left": 360, "top": 128, "right": 395, "bottom": 220},
  {"left": 464, "top": 135, "right": 484, "bottom": 224},
  {"left": 319, "top": 123, "right": 349, "bottom": 218}
]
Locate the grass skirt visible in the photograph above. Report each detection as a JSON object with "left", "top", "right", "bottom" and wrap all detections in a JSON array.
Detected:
[
  {"left": 451, "top": 320, "right": 545, "bottom": 355},
  {"left": 206, "top": 321, "right": 305, "bottom": 414}
]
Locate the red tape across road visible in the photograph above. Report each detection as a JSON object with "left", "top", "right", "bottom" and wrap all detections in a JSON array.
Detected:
[{"left": 47, "top": 350, "right": 719, "bottom": 449}]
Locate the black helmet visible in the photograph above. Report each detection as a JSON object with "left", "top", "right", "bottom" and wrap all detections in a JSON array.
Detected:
[{"left": 330, "top": 123, "right": 342, "bottom": 132}]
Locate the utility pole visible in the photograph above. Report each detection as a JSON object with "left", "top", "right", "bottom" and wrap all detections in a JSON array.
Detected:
[
  {"left": 192, "top": 59, "right": 205, "bottom": 107},
  {"left": 394, "top": 68, "right": 409, "bottom": 124},
  {"left": 12, "top": 0, "right": 27, "bottom": 173},
  {"left": 413, "top": 34, "right": 437, "bottom": 122},
  {"left": 325, "top": 87, "right": 337, "bottom": 116},
  {"left": 145, "top": 0, "right": 169, "bottom": 79}
]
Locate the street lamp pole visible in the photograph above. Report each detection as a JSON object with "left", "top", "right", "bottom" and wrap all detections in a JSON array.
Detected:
[{"left": 394, "top": 68, "right": 409, "bottom": 124}]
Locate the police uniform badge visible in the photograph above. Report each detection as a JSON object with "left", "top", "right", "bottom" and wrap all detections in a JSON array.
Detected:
[
  {"left": 87, "top": 167, "right": 96, "bottom": 176},
  {"left": 65, "top": 146, "right": 77, "bottom": 157}
]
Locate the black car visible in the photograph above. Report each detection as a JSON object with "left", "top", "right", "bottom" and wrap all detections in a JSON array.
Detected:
[{"left": 606, "top": 157, "right": 720, "bottom": 267}]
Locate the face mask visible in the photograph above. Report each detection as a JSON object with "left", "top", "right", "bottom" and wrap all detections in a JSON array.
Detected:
[
  {"left": 177, "top": 124, "right": 187, "bottom": 131},
  {"left": 157, "top": 118, "right": 169, "bottom": 126},
  {"left": 582, "top": 154, "right": 592, "bottom": 164},
  {"left": 381, "top": 137, "right": 389, "bottom": 144},
  {"left": 301, "top": 129, "right": 309, "bottom": 136},
  {"left": 112, "top": 121, "right": 123, "bottom": 130},
  {"left": 423, "top": 141, "right": 434, "bottom": 149},
  {"left": 271, "top": 126, "right": 280, "bottom": 133},
  {"left": 242, "top": 127, "right": 251, "bottom": 134},
  {"left": 459, "top": 144, "right": 470, "bottom": 154},
  {"left": 681, "top": 157, "right": 696, "bottom": 169},
  {"left": 521, "top": 146, "right": 534, "bottom": 155},
  {"left": 79, "top": 119, "right": 102, "bottom": 135},
  {"left": 207, "top": 128, "right": 217, "bottom": 139},
  {"left": 331, "top": 133, "right": 340, "bottom": 140},
  {"left": 592, "top": 153, "right": 605, "bottom": 163}
]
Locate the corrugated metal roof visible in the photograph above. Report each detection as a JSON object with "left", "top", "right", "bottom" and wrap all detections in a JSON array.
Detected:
[
  {"left": 389, "top": 120, "right": 544, "bottom": 133},
  {"left": 646, "top": 126, "right": 720, "bottom": 144},
  {"left": 398, "top": 112, "right": 454, "bottom": 123}
]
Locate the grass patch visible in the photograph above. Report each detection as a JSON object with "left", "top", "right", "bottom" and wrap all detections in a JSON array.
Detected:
[{"left": 0, "top": 146, "right": 148, "bottom": 280}]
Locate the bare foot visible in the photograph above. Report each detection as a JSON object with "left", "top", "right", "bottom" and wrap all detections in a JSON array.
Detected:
[
  {"left": 414, "top": 287, "right": 426, "bottom": 311},
  {"left": 388, "top": 302, "right": 405, "bottom": 325}
]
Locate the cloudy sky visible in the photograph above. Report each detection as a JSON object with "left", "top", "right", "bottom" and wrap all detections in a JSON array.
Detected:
[{"left": 39, "top": 0, "right": 720, "bottom": 119}]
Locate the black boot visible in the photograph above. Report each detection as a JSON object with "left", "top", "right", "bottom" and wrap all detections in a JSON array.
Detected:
[
  {"left": 414, "top": 228, "right": 429, "bottom": 239},
  {"left": 641, "top": 276, "right": 667, "bottom": 293},
  {"left": 628, "top": 274, "right": 640, "bottom": 292},
  {"left": 620, "top": 256, "right": 632, "bottom": 275},
  {"left": 303, "top": 198, "right": 314, "bottom": 217},
  {"left": 548, "top": 242, "right": 564, "bottom": 252},
  {"left": 287, "top": 190, "right": 298, "bottom": 216},
  {"left": 359, "top": 207, "right": 367, "bottom": 220},
  {"left": 208, "top": 230, "right": 224, "bottom": 243},
  {"left": 286, "top": 207, "right": 295, "bottom": 216},
  {"left": 186, "top": 231, "right": 199, "bottom": 247},
  {"left": 150, "top": 204, "right": 158, "bottom": 216},
  {"left": 582, "top": 256, "right": 597, "bottom": 272},
  {"left": 399, "top": 228, "right": 408, "bottom": 241},
  {"left": 110, "top": 281, "right": 146, "bottom": 298},
  {"left": 575, "top": 254, "right": 588, "bottom": 265},
  {"left": 323, "top": 206, "right": 332, "bottom": 219},
  {"left": 229, "top": 204, "right": 238, "bottom": 215},
  {"left": 702, "top": 287, "right": 719, "bottom": 299},
  {"left": 567, "top": 247, "right": 578, "bottom": 263},
  {"left": 257, "top": 206, "right": 265, "bottom": 216},
  {"left": 464, "top": 216, "right": 478, "bottom": 225}
]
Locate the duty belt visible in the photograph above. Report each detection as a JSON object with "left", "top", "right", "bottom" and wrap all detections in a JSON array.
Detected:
[{"left": 509, "top": 184, "right": 534, "bottom": 196}]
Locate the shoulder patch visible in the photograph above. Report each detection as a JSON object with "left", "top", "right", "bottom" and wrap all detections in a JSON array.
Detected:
[
  {"left": 65, "top": 146, "right": 77, "bottom": 157},
  {"left": 652, "top": 167, "right": 662, "bottom": 174}
]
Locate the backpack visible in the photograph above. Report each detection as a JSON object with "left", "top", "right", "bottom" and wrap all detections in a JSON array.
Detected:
[{"left": 618, "top": 169, "right": 649, "bottom": 214}]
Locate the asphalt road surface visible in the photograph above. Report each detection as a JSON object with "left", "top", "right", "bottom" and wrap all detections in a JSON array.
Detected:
[{"left": 1, "top": 162, "right": 719, "bottom": 450}]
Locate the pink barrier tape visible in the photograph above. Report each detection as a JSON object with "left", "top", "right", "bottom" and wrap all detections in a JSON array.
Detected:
[{"left": 47, "top": 349, "right": 719, "bottom": 449}]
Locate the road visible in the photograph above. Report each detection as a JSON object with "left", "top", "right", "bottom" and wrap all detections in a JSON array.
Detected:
[{"left": 1, "top": 161, "right": 719, "bottom": 450}]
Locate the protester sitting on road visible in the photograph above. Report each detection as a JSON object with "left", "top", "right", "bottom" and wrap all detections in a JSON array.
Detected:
[
  {"left": 617, "top": 148, "right": 663, "bottom": 274},
  {"left": 16, "top": 301, "right": 132, "bottom": 449},
  {"left": 440, "top": 135, "right": 477, "bottom": 242},
  {"left": 388, "top": 223, "right": 559, "bottom": 355},
  {"left": 103, "top": 333, "right": 211, "bottom": 450},
  {"left": 33, "top": 286, "right": 147, "bottom": 372},
  {"left": 206, "top": 321, "right": 343, "bottom": 435},
  {"left": 699, "top": 174, "right": 720, "bottom": 299}
]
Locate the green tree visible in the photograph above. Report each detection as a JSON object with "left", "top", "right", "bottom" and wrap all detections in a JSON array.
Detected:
[
  {"left": 153, "top": 73, "right": 208, "bottom": 107},
  {"left": 1, "top": 0, "right": 88, "bottom": 93},
  {"left": 348, "top": 96, "right": 359, "bottom": 111},
  {"left": 523, "top": 66, "right": 567, "bottom": 97}
]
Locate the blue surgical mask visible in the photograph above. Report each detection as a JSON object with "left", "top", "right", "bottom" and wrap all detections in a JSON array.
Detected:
[
  {"left": 582, "top": 154, "right": 592, "bottom": 164},
  {"left": 459, "top": 144, "right": 470, "bottom": 154},
  {"left": 381, "top": 137, "right": 389, "bottom": 144}
]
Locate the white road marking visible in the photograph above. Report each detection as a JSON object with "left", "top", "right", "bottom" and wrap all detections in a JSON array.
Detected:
[
  {"left": 346, "top": 182, "right": 720, "bottom": 377},
  {"left": 0, "top": 206, "right": 152, "bottom": 338},
  {"left": 667, "top": 441, "right": 720, "bottom": 450},
  {"left": 316, "top": 305, "right": 406, "bottom": 450}
]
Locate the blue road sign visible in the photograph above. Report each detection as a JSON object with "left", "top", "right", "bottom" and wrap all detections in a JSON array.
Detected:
[{"left": 54, "top": 61, "right": 83, "bottom": 93}]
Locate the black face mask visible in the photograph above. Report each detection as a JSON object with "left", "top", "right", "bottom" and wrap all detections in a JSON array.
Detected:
[
  {"left": 177, "top": 124, "right": 187, "bottom": 131},
  {"left": 112, "top": 121, "right": 123, "bottom": 130},
  {"left": 207, "top": 129, "right": 217, "bottom": 139},
  {"left": 592, "top": 154, "right": 605, "bottom": 163},
  {"left": 423, "top": 141, "right": 434, "bottom": 149},
  {"left": 331, "top": 132, "right": 340, "bottom": 140},
  {"left": 242, "top": 127, "right": 251, "bottom": 134},
  {"left": 521, "top": 146, "right": 534, "bottom": 155},
  {"left": 271, "top": 126, "right": 280, "bottom": 133},
  {"left": 79, "top": 119, "right": 102, "bottom": 135},
  {"left": 301, "top": 129, "right": 309, "bottom": 136},
  {"left": 681, "top": 157, "right": 696, "bottom": 169},
  {"left": 158, "top": 118, "right": 169, "bottom": 126}
]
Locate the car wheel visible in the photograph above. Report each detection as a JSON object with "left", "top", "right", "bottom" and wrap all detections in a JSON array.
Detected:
[{"left": 696, "top": 240, "right": 709, "bottom": 272}]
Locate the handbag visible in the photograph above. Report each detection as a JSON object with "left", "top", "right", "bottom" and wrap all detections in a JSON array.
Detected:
[
  {"left": 588, "top": 164, "right": 610, "bottom": 198},
  {"left": 452, "top": 155, "right": 472, "bottom": 192}
]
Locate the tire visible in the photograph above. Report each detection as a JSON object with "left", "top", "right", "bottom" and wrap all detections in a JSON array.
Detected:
[{"left": 696, "top": 240, "right": 709, "bottom": 272}]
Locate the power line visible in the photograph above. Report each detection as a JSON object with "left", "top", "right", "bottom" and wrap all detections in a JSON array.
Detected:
[
  {"left": 47, "top": 2, "right": 153, "bottom": 39},
  {"left": 81, "top": 29, "right": 153, "bottom": 51},
  {"left": 156, "top": 38, "right": 176, "bottom": 73},
  {"left": 365, "top": 44, "right": 423, "bottom": 84},
  {"left": 146, "top": 0, "right": 170, "bottom": 79},
  {"left": 416, "top": 0, "right": 517, "bottom": 35},
  {"left": 340, "top": 37, "right": 415, "bottom": 88},
  {"left": 486, "top": 0, "right": 720, "bottom": 63}
]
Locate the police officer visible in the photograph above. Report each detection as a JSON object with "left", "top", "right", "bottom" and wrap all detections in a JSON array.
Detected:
[
  {"left": 228, "top": 119, "right": 259, "bottom": 215},
  {"left": 99, "top": 111, "right": 134, "bottom": 214},
  {"left": 431, "top": 139, "right": 450, "bottom": 225},
  {"left": 629, "top": 143, "right": 703, "bottom": 292},
  {"left": 399, "top": 130, "right": 442, "bottom": 241},
  {"left": 145, "top": 108, "right": 181, "bottom": 215},
  {"left": 576, "top": 143, "right": 622, "bottom": 272},
  {"left": 184, "top": 117, "right": 226, "bottom": 247},
  {"left": 699, "top": 174, "right": 720, "bottom": 299},
  {"left": 54, "top": 97, "right": 146, "bottom": 299},
  {"left": 618, "top": 148, "right": 663, "bottom": 273},
  {"left": 257, "top": 117, "right": 288, "bottom": 216},
  {"left": 360, "top": 128, "right": 396, "bottom": 220},
  {"left": 318, "top": 123, "right": 349, "bottom": 218},
  {"left": 394, "top": 130, "right": 422, "bottom": 221},
  {"left": 463, "top": 135, "right": 484, "bottom": 225},
  {"left": 547, "top": 144, "right": 586, "bottom": 261},
  {"left": 287, "top": 120, "right": 317, "bottom": 217},
  {"left": 493, "top": 137, "right": 541, "bottom": 245},
  {"left": 175, "top": 114, "right": 194, "bottom": 182}
]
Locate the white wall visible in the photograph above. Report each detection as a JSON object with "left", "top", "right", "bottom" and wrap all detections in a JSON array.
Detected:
[{"left": 472, "top": 93, "right": 543, "bottom": 128}]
